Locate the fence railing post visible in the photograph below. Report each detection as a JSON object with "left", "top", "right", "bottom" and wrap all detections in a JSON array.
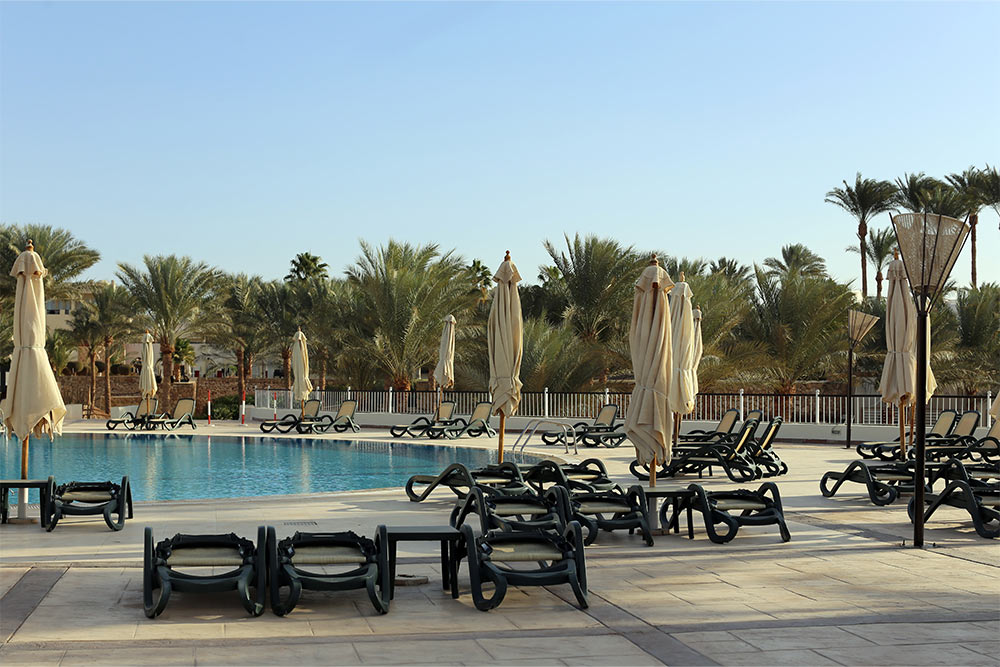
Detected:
[
  {"left": 604, "top": 387, "right": 609, "bottom": 406},
  {"left": 739, "top": 388, "right": 745, "bottom": 420},
  {"left": 815, "top": 389, "right": 820, "bottom": 424},
  {"left": 544, "top": 387, "right": 549, "bottom": 419},
  {"left": 988, "top": 391, "right": 993, "bottom": 427},
  {"left": 347, "top": 385, "right": 351, "bottom": 401},
  {"left": 388, "top": 387, "right": 393, "bottom": 414}
]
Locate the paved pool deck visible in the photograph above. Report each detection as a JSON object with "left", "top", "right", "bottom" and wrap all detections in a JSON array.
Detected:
[{"left": 1, "top": 421, "right": 998, "bottom": 666}]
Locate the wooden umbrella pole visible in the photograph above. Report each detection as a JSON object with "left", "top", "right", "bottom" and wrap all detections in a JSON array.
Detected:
[
  {"left": 498, "top": 411, "right": 506, "bottom": 463},
  {"left": 908, "top": 406, "right": 915, "bottom": 451},
  {"left": 898, "top": 401, "right": 906, "bottom": 458},
  {"left": 650, "top": 455, "right": 656, "bottom": 488},
  {"left": 21, "top": 435, "right": 28, "bottom": 479}
]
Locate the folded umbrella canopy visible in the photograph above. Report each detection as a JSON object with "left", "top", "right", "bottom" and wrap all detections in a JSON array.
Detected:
[
  {"left": 488, "top": 252, "right": 523, "bottom": 462},
  {"left": 0, "top": 242, "right": 66, "bottom": 518},
  {"left": 991, "top": 392, "right": 999, "bottom": 421},
  {"left": 139, "top": 331, "right": 158, "bottom": 418},
  {"left": 691, "top": 306, "right": 704, "bottom": 398},
  {"left": 624, "top": 258, "right": 674, "bottom": 471},
  {"left": 878, "top": 256, "right": 917, "bottom": 451},
  {"left": 668, "top": 278, "right": 697, "bottom": 417},
  {"left": 433, "top": 314, "right": 456, "bottom": 390},
  {"left": 291, "top": 329, "right": 313, "bottom": 414}
]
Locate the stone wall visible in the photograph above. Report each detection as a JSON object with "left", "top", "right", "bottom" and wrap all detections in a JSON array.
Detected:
[{"left": 58, "top": 376, "right": 288, "bottom": 417}]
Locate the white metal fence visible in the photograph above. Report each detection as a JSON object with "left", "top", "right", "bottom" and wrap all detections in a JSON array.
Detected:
[{"left": 255, "top": 388, "right": 994, "bottom": 427}]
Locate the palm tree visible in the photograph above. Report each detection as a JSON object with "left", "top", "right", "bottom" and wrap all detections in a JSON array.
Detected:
[
  {"left": 825, "top": 174, "right": 897, "bottom": 298},
  {"left": 88, "top": 283, "right": 136, "bottom": 415},
  {"left": 0, "top": 225, "right": 100, "bottom": 302},
  {"left": 709, "top": 257, "right": 752, "bottom": 285},
  {"left": 947, "top": 167, "right": 988, "bottom": 286},
  {"left": 846, "top": 227, "right": 896, "bottom": 299},
  {"left": 285, "top": 252, "right": 329, "bottom": 282},
  {"left": 931, "top": 284, "right": 1000, "bottom": 394},
  {"left": 543, "top": 234, "right": 643, "bottom": 341},
  {"left": 206, "top": 274, "right": 269, "bottom": 399},
  {"left": 70, "top": 306, "right": 102, "bottom": 414},
  {"left": 255, "top": 280, "right": 307, "bottom": 390},
  {"left": 117, "top": 255, "right": 221, "bottom": 404},
  {"left": 45, "top": 328, "right": 74, "bottom": 376},
  {"left": 741, "top": 269, "right": 856, "bottom": 394},
  {"left": 979, "top": 164, "right": 1000, "bottom": 222},
  {"left": 763, "top": 244, "right": 827, "bottom": 280},
  {"left": 346, "top": 240, "right": 478, "bottom": 390}
]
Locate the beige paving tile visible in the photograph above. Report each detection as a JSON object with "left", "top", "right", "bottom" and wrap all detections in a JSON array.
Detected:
[
  {"left": 196, "top": 643, "right": 359, "bottom": 665},
  {"left": 0, "top": 649, "right": 65, "bottom": 666},
  {"left": 731, "top": 625, "right": 876, "bottom": 651},
  {"left": 841, "top": 621, "right": 1000, "bottom": 646},
  {"left": 817, "top": 643, "right": 1000, "bottom": 666},
  {"left": 562, "top": 655, "right": 664, "bottom": 666},
  {"left": 0, "top": 566, "right": 28, "bottom": 598},
  {"left": 478, "top": 635, "right": 639, "bottom": 661},
  {"left": 59, "top": 647, "right": 196, "bottom": 666},
  {"left": 354, "top": 639, "right": 491, "bottom": 664},
  {"left": 713, "top": 649, "right": 841, "bottom": 666}
]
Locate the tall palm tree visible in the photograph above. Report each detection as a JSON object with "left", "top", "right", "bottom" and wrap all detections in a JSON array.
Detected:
[
  {"left": 255, "top": 280, "right": 308, "bottom": 390},
  {"left": 846, "top": 227, "right": 896, "bottom": 299},
  {"left": 947, "top": 167, "right": 988, "bottom": 286},
  {"left": 88, "top": 282, "right": 136, "bottom": 415},
  {"left": 285, "top": 252, "right": 329, "bottom": 282},
  {"left": 979, "top": 164, "right": 1000, "bottom": 222},
  {"left": 346, "top": 240, "right": 478, "bottom": 390},
  {"left": 117, "top": 255, "right": 221, "bottom": 403},
  {"left": 0, "top": 225, "right": 100, "bottom": 302},
  {"left": 543, "top": 234, "right": 643, "bottom": 341},
  {"left": 763, "top": 243, "right": 827, "bottom": 280},
  {"left": 825, "top": 174, "right": 897, "bottom": 298},
  {"left": 932, "top": 284, "right": 999, "bottom": 394},
  {"left": 70, "top": 306, "right": 102, "bottom": 415},
  {"left": 210, "top": 274, "right": 269, "bottom": 398}
]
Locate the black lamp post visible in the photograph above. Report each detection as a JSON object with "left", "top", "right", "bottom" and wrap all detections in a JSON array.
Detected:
[
  {"left": 845, "top": 310, "right": 880, "bottom": 450},
  {"left": 890, "top": 211, "right": 971, "bottom": 548}
]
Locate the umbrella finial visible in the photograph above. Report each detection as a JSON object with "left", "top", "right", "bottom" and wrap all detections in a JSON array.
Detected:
[
  {"left": 893, "top": 247, "right": 899, "bottom": 260},
  {"left": 25, "top": 239, "right": 34, "bottom": 251},
  {"left": 679, "top": 271, "right": 686, "bottom": 282},
  {"left": 649, "top": 254, "right": 658, "bottom": 266},
  {"left": 504, "top": 250, "right": 510, "bottom": 262}
]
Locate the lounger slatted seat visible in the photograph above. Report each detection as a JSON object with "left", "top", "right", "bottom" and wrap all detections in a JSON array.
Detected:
[
  {"left": 856, "top": 409, "right": 958, "bottom": 460},
  {"left": 913, "top": 412, "right": 987, "bottom": 461},
  {"left": 390, "top": 401, "right": 459, "bottom": 438},
  {"left": 434, "top": 402, "right": 497, "bottom": 439},
  {"left": 267, "top": 527, "right": 389, "bottom": 615},
  {"left": 450, "top": 485, "right": 571, "bottom": 533},
  {"left": 45, "top": 477, "right": 132, "bottom": 532},
  {"left": 677, "top": 408, "right": 741, "bottom": 443},
  {"left": 820, "top": 460, "right": 924, "bottom": 505},
  {"left": 260, "top": 399, "right": 321, "bottom": 434},
  {"left": 541, "top": 404, "right": 619, "bottom": 447},
  {"left": 520, "top": 460, "right": 652, "bottom": 545},
  {"left": 405, "top": 462, "right": 527, "bottom": 502},
  {"left": 329, "top": 399, "right": 361, "bottom": 433},
  {"left": 633, "top": 419, "right": 760, "bottom": 482},
  {"left": 684, "top": 482, "right": 791, "bottom": 544},
  {"left": 143, "top": 527, "right": 266, "bottom": 618},
  {"left": 910, "top": 458, "right": 999, "bottom": 538},
  {"left": 456, "top": 523, "right": 588, "bottom": 611},
  {"left": 673, "top": 410, "right": 763, "bottom": 456},
  {"left": 147, "top": 398, "right": 197, "bottom": 431},
  {"left": 106, "top": 398, "right": 159, "bottom": 431}
]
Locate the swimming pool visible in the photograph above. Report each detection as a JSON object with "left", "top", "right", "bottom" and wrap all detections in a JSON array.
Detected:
[{"left": 0, "top": 433, "right": 535, "bottom": 501}]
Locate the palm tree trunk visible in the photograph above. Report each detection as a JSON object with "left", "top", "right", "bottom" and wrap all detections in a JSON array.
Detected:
[
  {"left": 858, "top": 222, "right": 868, "bottom": 298},
  {"left": 89, "top": 351, "right": 97, "bottom": 416},
  {"left": 103, "top": 337, "right": 113, "bottom": 415},
  {"left": 282, "top": 349, "right": 291, "bottom": 390},
  {"left": 160, "top": 342, "right": 174, "bottom": 405},
  {"left": 236, "top": 348, "right": 246, "bottom": 402},
  {"left": 245, "top": 353, "right": 254, "bottom": 379},
  {"left": 319, "top": 356, "right": 327, "bottom": 391},
  {"left": 875, "top": 269, "right": 884, "bottom": 300},
  {"left": 970, "top": 214, "right": 978, "bottom": 288}
]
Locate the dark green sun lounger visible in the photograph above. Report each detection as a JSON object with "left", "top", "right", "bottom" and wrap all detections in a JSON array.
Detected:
[{"left": 45, "top": 477, "right": 132, "bottom": 532}]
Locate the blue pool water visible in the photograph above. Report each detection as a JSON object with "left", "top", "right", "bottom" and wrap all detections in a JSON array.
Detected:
[{"left": 1, "top": 433, "right": 534, "bottom": 501}]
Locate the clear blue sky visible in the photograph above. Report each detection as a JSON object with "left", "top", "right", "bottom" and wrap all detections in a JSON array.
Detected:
[{"left": 2, "top": 1, "right": 998, "bottom": 289}]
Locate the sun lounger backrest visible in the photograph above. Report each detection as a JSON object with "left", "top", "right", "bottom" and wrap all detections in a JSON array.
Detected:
[
  {"left": 436, "top": 401, "right": 456, "bottom": 421},
  {"left": 336, "top": 400, "right": 357, "bottom": 420},
  {"left": 730, "top": 419, "right": 759, "bottom": 456},
  {"left": 744, "top": 409, "right": 763, "bottom": 424},
  {"left": 137, "top": 398, "right": 158, "bottom": 418},
  {"left": 930, "top": 410, "right": 958, "bottom": 438},
  {"left": 302, "top": 399, "right": 321, "bottom": 418},
  {"left": 594, "top": 404, "right": 618, "bottom": 427},
  {"left": 987, "top": 420, "right": 1000, "bottom": 439},
  {"left": 757, "top": 417, "right": 782, "bottom": 449},
  {"left": 173, "top": 398, "right": 195, "bottom": 418},
  {"left": 469, "top": 402, "right": 491, "bottom": 423},
  {"left": 951, "top": 411, "right": 980, "bottom": 438},
  {"left": 717, "top": 409, "right": 739, "bottom": 434}
]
